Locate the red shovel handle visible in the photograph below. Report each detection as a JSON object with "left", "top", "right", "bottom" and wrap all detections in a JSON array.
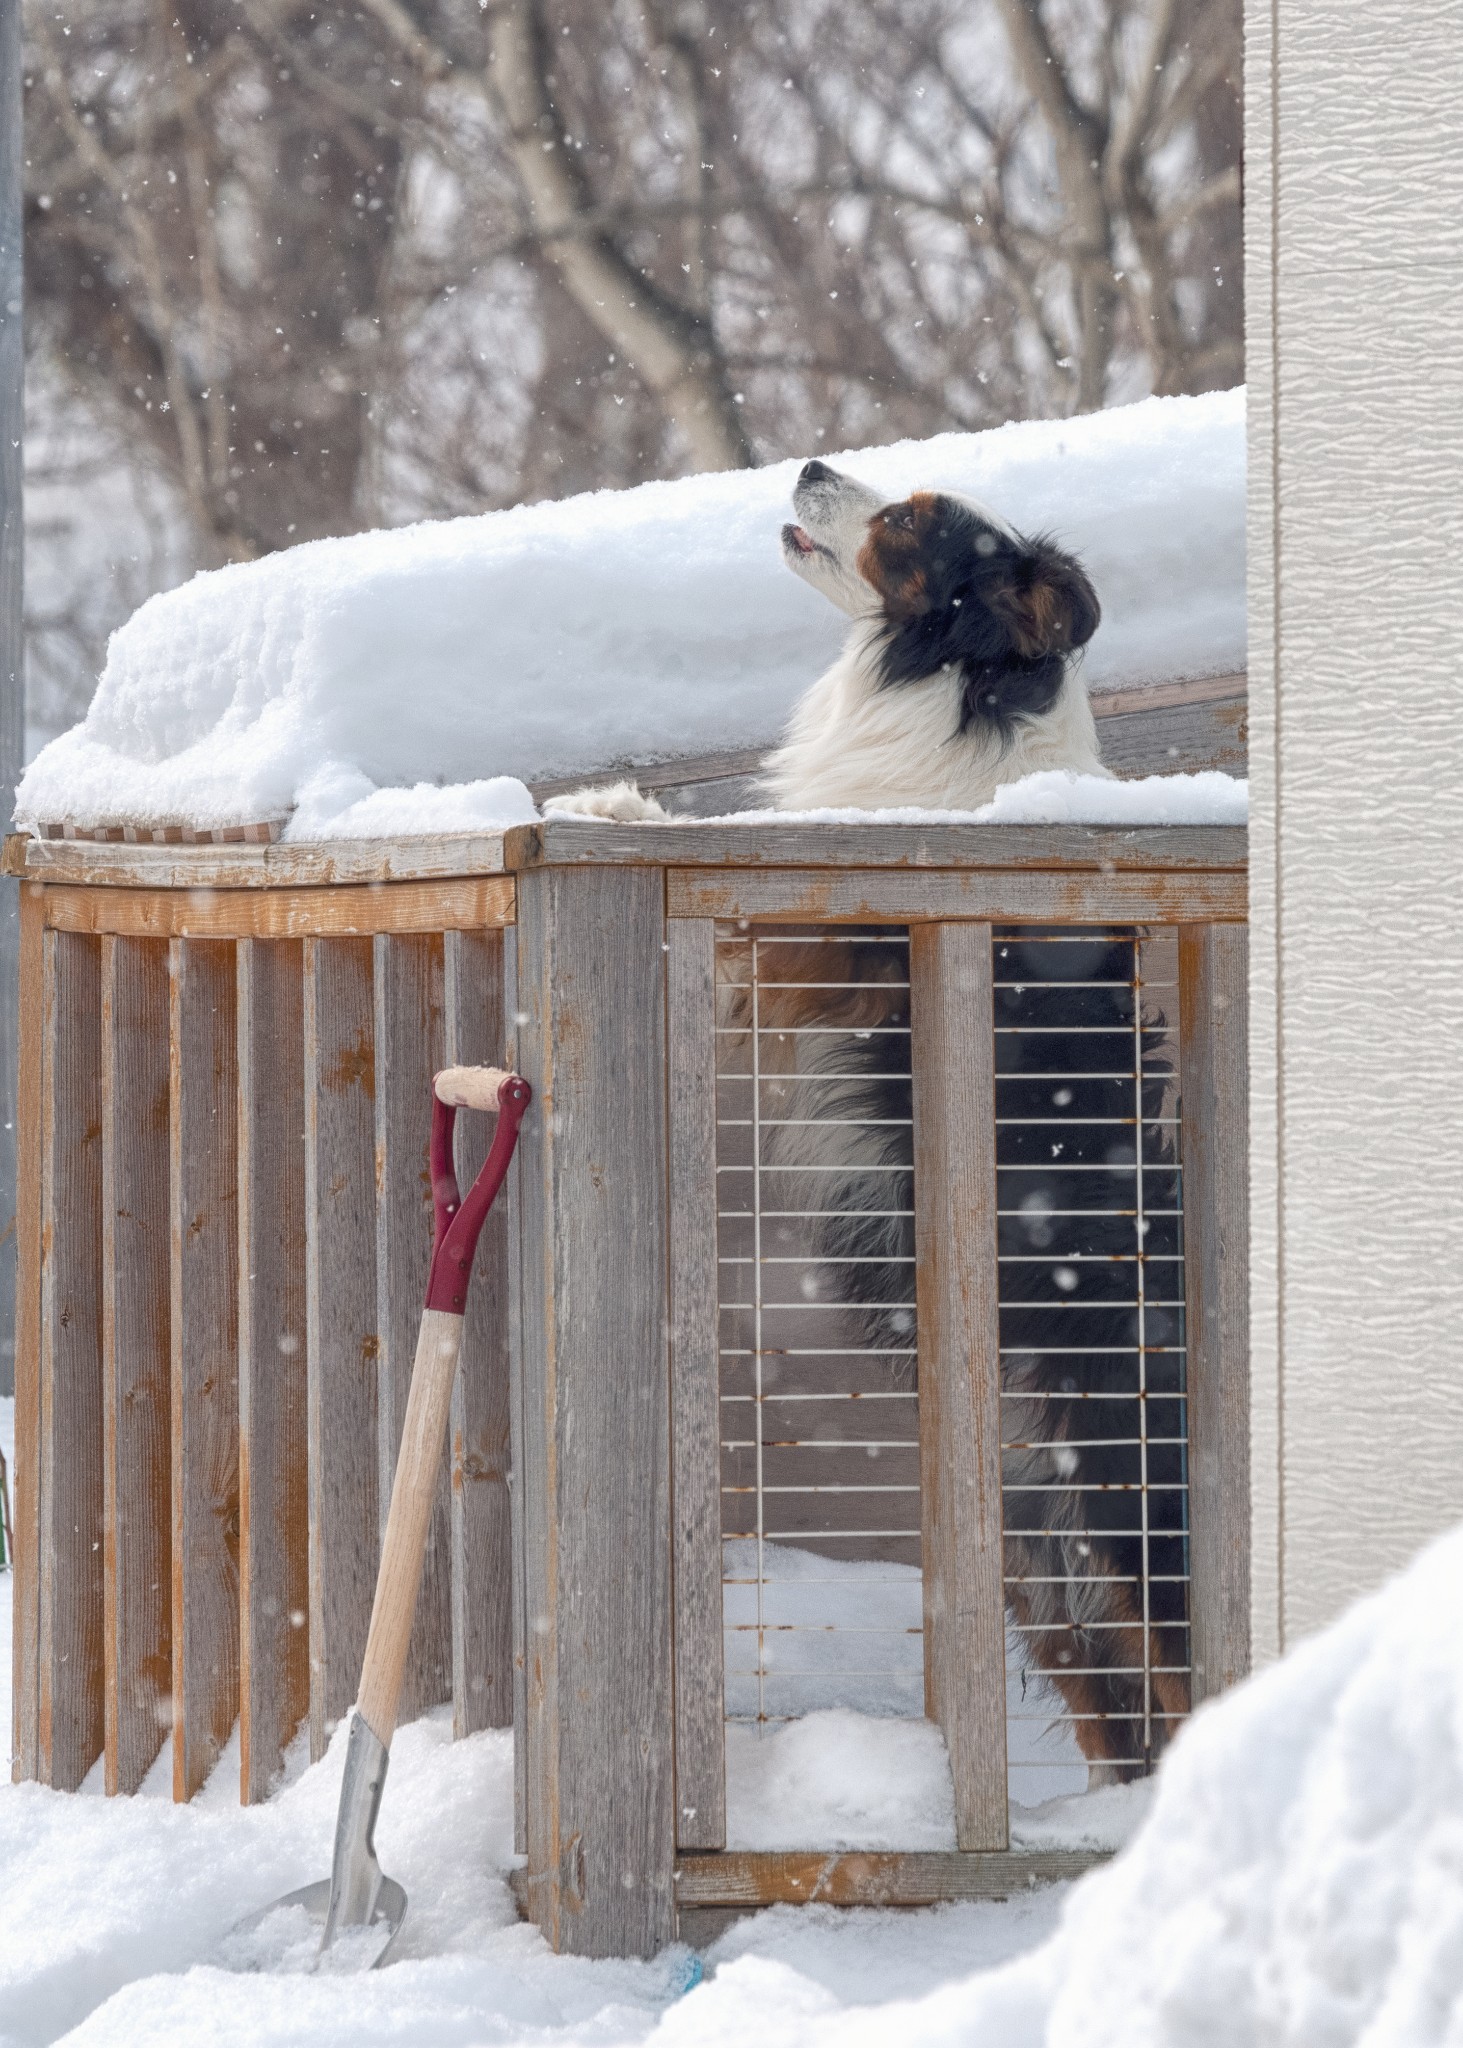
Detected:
[{"left": 426, "top": 1068, "right": 531, "bottom": 1314}]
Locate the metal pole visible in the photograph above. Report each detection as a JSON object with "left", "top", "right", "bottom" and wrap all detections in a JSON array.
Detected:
[{"left": 0, "top": 0, "right": 23, "bottom": 1398}]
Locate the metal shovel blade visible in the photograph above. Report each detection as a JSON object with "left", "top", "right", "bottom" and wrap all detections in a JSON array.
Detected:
[{"left": 219, "top": 1717, "right": 407, "bottom": 1974}]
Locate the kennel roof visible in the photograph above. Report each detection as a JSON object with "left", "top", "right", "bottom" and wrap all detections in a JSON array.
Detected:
[{"left": 15, "top": 387, "right": 1244, "bottom": 841}]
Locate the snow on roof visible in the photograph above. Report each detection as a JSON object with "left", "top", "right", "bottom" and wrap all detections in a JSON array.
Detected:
[{"left": 15, "top": 388, "right": 1244, "bottom": 839}]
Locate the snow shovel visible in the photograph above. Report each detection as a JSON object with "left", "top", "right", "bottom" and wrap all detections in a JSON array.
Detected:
[{"left": 227, "top": 1063, "right": 531, "bottom": 1973}]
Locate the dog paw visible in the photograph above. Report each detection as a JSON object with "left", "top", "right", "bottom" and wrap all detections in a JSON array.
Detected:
[{"left": 542, "top": 780, "right": 670, "bottom": 823}]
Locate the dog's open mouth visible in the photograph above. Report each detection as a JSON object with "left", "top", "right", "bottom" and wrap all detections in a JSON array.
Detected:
[{"left": 783, "top": 523, "right": 818, "bottom": 557}]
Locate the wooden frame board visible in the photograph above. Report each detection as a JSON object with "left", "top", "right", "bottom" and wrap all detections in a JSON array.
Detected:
[
  {"left": 32, "top": 877, "right": 515, "bottom": 940},
  {"left": 665, "top": 918, "right": 726, "bottom": 1852},
  {"left": 519, "top": 822, "right": 1246, "bottom": 873},
  {"left": 666, "top": 868, "right": 1246, "bottom": 925},
  {"left": 672, "top": 1848, "right": 1108, "bottom": 1909},
  {"left": 1181, "top": 925, "right": 1251, "bottom": 1702},
  {"left": 4, "top": 833, "right": 513, "bottom": 889},
  {"left": 513, "top": 864, "right": 676, "bottom": 1959},
  {"left": 911, "top": 924, "right": 1008, "bottom": 1850}
]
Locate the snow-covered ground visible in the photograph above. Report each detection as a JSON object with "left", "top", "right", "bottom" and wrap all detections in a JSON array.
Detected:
[
  {"left": 7, "top": 1397, "right": 1463, "bottom": 2046},
  {"left": 15, "top": 390, "right": 1244, "bottom": 839}
]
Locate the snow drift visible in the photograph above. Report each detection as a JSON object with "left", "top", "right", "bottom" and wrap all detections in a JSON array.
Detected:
[
  {"left": 795, "top": 1523, "right": 1463, "bottom": 2048},
  {"left": 4, "top": 1483, "right": 1462, "bottom": 2043},
  {"left": 14, "top": 389, "right": 1244, "bottom": 840}
]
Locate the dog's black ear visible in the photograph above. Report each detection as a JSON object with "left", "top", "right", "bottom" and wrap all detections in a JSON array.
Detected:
[{"left": 989, "top": 545, "right": 1100, "bottom": 658}]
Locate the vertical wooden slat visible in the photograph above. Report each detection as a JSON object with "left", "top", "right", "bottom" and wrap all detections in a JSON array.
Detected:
[
  {"left": 169, "top": 938, "right": 241, "bottom": 1802},
  {"left": 909, "top": 922, "right": 1009, "bottom": 1852},
  {"left": 1180, "top": 923, "right": 1251, "bottom": 1704},
  {"left": 445, "top": 926, "right": 513, "bottom": 1738},
  {"left": 101, "top": 936, "right": 171, "bottom": 1794},
  {"left": 237, "top": 939, "right": 309, "bottom": 1801},
  {"left": 12, "top": 883, "right": 44, "bottom": 1781},
  {"left": 667, "top": 918, "right": 725, "bottom": 1850},
  {"left": 37, "top": 927, "right": 105, "bottom": 1789},
  {"left": 515, "top": 865, "right": 675, "bottom": 1958},
  {"left": 504, "top": 929, "right": 531, "bottom": 1852},
  {"left": 373, "top": 931, "right": 452, "bottom": 1725},
  {"left": 304, "top": 936, "right": 379, "bottom": 1758}
]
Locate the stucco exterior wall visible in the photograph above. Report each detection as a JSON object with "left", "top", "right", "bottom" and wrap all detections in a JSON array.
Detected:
[{"left": 1245, "top": 0, "right": 1463, "bottom": 1655}]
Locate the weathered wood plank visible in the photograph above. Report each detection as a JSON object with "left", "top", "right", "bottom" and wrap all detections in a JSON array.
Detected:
[
  {"left": 1098, "top": 695, "right": 1247, "bottom": 779},
  {"left": 445, "top": 927, "right": 514, "bottom": 1739},
  {"left": 37, "top": 876, "right": 515, "bottom": 941},
  {"left": 37, "top": 929, "right": 105, "bottom": 1789},
  {"left": 1181, "top": 924, "right": 1251, "bottom": 1704},
  {"left": 373, "top": 933, "right": 453, "bottom": 1726},
  {"left": 521, "top": 822, "right": 1246, "bottom": 873},
  {"left": 100, "top": 937, "right": 171, "bottom": 1795},
  {"left": 12, "top": 883, "right": 44, "bottom": 1779},
  {"left": 514, "top": 864, "right": 675, "bottom": 1958},
  {"left": 668, "top": 869, "right": 1247, "bottom": 926},
  {"left": 1094, "top": 672, "right": 1246, "bottom": 720},
  {"left": 4, "top": 833, "right": 511, "bottom": 889},
  {"left": 303, "top": 937, "right": 380, "bottom": 1758},
  {"left": 910, "top": 924, "right": 1009, "bottom": 1851},
  {"left": 666, "top": 918, "right": 726, "bottom": 1852},
  {"left": 672, "top": 1848, "right": 1106, "bottom": 1909},
  {"left": 169, "top": 939, "right": 241, "bottom": 1802},
  {"left": 237, "top": 940, "right": 310, "bottom": 1801}
]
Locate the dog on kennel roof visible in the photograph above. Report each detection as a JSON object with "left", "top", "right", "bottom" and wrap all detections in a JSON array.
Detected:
[{"left": 551, "top": 460, "right": 1190, "bottom": 1780}]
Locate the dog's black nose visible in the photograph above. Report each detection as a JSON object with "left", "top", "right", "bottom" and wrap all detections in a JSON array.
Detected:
[{"left": 799, "top": 458, "right": 836, "bottom": 485}]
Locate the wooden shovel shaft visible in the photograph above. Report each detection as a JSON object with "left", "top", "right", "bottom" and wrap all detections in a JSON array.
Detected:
[{"left": 356, "top": 1307, "right": 464, "bottom": 1745}]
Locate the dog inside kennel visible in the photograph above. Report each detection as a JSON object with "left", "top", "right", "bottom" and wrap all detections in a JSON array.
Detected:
[{"left": 714, "top": 920, "right": 1189, "bottom": 1840}]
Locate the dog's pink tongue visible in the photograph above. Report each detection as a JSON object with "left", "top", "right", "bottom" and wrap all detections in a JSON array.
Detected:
[{"left": 787, "top": 524, "right": 815, "bottom": 555}]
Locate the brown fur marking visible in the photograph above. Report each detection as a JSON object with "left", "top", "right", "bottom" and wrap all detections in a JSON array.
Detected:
[{"left": 856, "top": 492, "right": 943, "bottom": 618}]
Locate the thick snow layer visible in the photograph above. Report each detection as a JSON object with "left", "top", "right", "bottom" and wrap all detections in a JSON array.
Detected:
[
  {"left": 15, "top": 390, "right": 1243, "bottom": 836},
  {"left": 5, "top": 1496, "right": 1463, "bottom": 2043}
]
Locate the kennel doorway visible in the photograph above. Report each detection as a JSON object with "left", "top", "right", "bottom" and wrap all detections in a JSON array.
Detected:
[{"left": 713, "top": 921, "right": 1192, "bottom": 1832}]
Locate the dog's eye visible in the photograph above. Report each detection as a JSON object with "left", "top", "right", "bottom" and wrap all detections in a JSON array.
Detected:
[{"left": 883, "top": 504, "right": 914, "bottom": 532}]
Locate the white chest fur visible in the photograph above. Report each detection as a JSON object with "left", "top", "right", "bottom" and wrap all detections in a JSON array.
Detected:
[{"left": 759, "top": 633, "right": 1107, "bottom": 812}]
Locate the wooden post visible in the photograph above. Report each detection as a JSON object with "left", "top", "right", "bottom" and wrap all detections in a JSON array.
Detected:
[
  {"left": 445, "top": 927, "right": 513, "bottom": 1737},
  {"left": 910, "top": 922, "right": 1009, "bottom": 1851},
  {"left": 666, "top": 917, "right": 726, "bottom": 1850},
  {"left": 303, "top": 936, "right": 379, "bottom": 1758},
  {"left": 37, "top": 928, "right": 105, "bottom": 1789},
  {"left": 373, "top": 931, "right": 452, "bottom": 1724},
  {"left": 101, "top": 936, "right": 171, "bottom": 1794},
  {"left": 1180, "top": 924, "right": 1251, "bottom": 1702},
  {"left": 169, "top": 938, "right": 241, "bottom": 1801},
  {"left": 506, "top": 928, "right": 530, "bottom": 1853},
  {"left": 11, "top": 883, "right": 43, "bottom": 1779},
  {"left": 237, "top": 939, "right": 309, "bottom": 1801},
  {"left": 513, "top": 864, "right": 675, "bottom": 1958}
]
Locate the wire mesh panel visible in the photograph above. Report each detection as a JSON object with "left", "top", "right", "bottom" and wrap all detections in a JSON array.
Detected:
[
  {"left": 714, "top": 919, "right": 1191, "bottom": 1801},
  {"left": 715, "top": 927, "right": 922, "bottom": 1727},
  {"left": 995, "top": 926, "right": 1190, "bottom": 1787}
]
